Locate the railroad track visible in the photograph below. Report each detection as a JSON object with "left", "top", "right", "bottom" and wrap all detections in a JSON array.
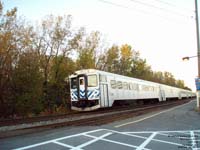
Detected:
[
  {"left": 0, "top": 104, "right": 140, "bottom": 126},
  {"left": 0, "top": 99, "right": 191, "bottom": 127},
  {"left": 0, "top": 99, "right": 192, "bottom": 138},
  {"left": 61, "top": 99, "right": 191, "bottom": 126}
]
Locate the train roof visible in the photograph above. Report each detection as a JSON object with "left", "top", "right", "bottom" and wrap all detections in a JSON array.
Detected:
[{"left": 70, "top": 69, "right": 193, "bottom": 93}]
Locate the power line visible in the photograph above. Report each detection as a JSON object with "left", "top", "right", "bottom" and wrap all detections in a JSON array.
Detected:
[
  {"left": 154, "top": 0, "right": 178, "bottom": 7},
  {"left": 98, "top": 0, "right": 194, "bottom": 23},
  {"left": 154, "top": 0, "right": 195, "bottom": 13},
  {"left": 98, "top": 0, "right": 150, "bottom": 15},
  {"left": 128, "top": 0, "right": 194, "bottom": 19}
]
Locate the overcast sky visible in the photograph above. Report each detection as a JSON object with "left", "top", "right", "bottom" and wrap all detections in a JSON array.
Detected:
[{"left": 3, "top": 0, "right": 199, "bottom": 91}]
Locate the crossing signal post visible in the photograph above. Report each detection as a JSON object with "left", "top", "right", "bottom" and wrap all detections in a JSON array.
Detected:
[
  {"left": 195, "top": 78, "right": 200, "bottom": 108},
  {"left": 195, "top": 0, "right": 200, "bottom": 110}
]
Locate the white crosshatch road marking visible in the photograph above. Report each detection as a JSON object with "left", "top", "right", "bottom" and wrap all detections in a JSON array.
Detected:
[
  {"left": 15, "top": 129, "right": 200, "bottom": 150},
  {"left": 136, "top": 132, "right": 157, "bottom": 150}
]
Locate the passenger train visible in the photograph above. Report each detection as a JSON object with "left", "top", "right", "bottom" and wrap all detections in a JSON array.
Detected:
[{"left": 69, "top": 69, "right": 195, "bottom": 111}]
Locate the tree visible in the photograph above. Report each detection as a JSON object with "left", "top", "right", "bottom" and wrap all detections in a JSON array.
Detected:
[
  {"left": 176, "top": 80, "right": 185, "bottom": 89},
  {"left": 151, "top": 71, "right": 164, "bottom": 84},
  {"left": 33, "top": 15, "right": 82, "bottom": 113},
  {"left": 163, "top": 72, "right": 176, "bottom": 86},
  {"left": 131, "top": 58, "right": 152, "bottom": 80},
  {"left": 0, "top": 2, "right": 35, "bottom": 117},
  {"left": 49, "top": 56, "right": 76, "bottom": 110},
  {"left": 119, "top": 44, "right": 133, "bottom": 75},
  {"left": 76, "top": 31, "right": 100, "bottom": 69},
  {"left": 99, "top": 45, "right": 120, "bottom": 73},
  {"left": 13, "top": 51, "right": 43, "bottom": 117}
]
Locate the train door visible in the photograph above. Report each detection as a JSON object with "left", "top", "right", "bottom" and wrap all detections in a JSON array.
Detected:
[
  {"left": 100, "top": 84, "right": 109, "bottom": 107},
  {"left": 78, "top": 75, "right": 87, "bottom": 99},
  {"left": 159, "top": 86, "right": 166, "bottom": 101},
  {"left": 161, "top": 90, "right": 166, "bottom": 101},
  {"left": 178, "top": 92, "right": 182, "bottom": 100}
]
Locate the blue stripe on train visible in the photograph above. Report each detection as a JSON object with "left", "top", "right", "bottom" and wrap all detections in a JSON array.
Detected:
[{"left": 72, "top": 89, "right": 100, "bottom": 99}]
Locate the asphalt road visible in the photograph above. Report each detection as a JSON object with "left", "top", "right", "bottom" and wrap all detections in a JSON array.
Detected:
[{"left": 0, "top": 99, "right": 200, "bottom": 150}]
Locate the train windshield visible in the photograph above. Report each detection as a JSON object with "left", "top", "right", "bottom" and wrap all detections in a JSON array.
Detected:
[
  {"left": 88, "top": 75, "right": 97, "bottom": 87},
  {"left": 71, "top": 77, "right": 77, "bottom": 89}
]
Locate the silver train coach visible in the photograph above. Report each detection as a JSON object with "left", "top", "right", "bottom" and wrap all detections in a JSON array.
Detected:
[{"left": 69, "top": 69, "right": 195, "bottom": 111}]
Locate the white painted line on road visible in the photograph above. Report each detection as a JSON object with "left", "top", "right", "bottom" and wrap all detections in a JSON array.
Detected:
[
  {"left": 52, "top": 141, "right": 83, "bottom": 150},
  {"left": 71, "top": 132, "right": 112, "bottom": 150},
  {"left": 100, "top": 129, "right": 188, "bottom": 149},
  {"left": 14, "top": 128, "right": 200, "bottom": 150},
  {"left": 85, "top": 134, "right": 150, "bottom": 150},
  {"left": 105, "top": 129, "right": 147, "bottom": 139},
  {"left": 115, "top": 100, "right": 193, "bottom": 128},
  {"left": 190, "top": 131, "right": 198, "bottom": 150},
  {"left": 14, "top": 129, "right": 104, "bottom": 150},
  {"left": 122, "top": 131, "right": 183, "bottom": 146},
  {"left": 107, "top": 129, "right": 197, "bottom": 148},
  {"left": 124, "top": 130, "right": 200, "bottom": 134},
  {"left": 136, "top": 132, "right": 157, "bottom": 150},
  {"left": 196, "top": 133, "right": 200, "bottom": 136},
  {"left": 105, "top": 129, "right": 185, "bottom": 147},
  {"left": 119, "top": 129, "right": 200, "bottom": 147},
  {"left": 14, "top": 140, "right": 55, "bottom": 150},
  {"left": 157, "top": 132, "right": 188, "bottom": 139}
]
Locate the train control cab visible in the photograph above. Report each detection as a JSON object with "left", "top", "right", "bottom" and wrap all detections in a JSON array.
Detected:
[{"left": 69, "top": 69, "right": 101, "bottom": 111}]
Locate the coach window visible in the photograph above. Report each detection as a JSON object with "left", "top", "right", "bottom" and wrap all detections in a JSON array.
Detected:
[
  {"left": 88, "top": 75, "right": 97, "bottom": 87},
  {"left": 80, "top": 79, "right": 84, "bottom": 85},
  {"left": 71, "top": 78, "right": 77, "bottom": 89}
]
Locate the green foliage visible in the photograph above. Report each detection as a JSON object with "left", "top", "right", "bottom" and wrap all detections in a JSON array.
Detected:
[
  {"left": 76, "top": 31, "right": 100, "bottom": 70},
  {"left": 0, "top": 2, "right": 30, "bottom": 117},
  {"left": 131, "top": 58, "right": 152, "bottom": 80},
  {"left": 13, "top": 51, "right": 43, "bottom": 116},
  {"left": 119, "top": 44, "right": 133, "bottom": 75},
  {"left": 49, "top": 56, "right": 76, "bottom": 110},
  {"left": 103, "top": 45, "right": 120, "bottom": 73}
]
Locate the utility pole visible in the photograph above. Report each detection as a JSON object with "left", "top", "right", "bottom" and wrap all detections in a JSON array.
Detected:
[{"left": 195, "top": 0, "right": 200, "bottom": 109}]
